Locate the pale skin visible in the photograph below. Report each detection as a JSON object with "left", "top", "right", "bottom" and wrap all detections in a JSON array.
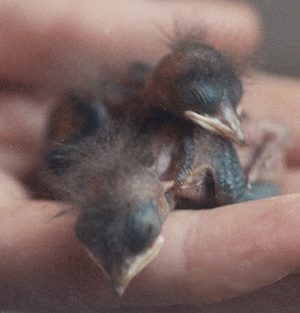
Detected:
[{"left": 1, "top": 0, "right": 300, "bottom": 312}]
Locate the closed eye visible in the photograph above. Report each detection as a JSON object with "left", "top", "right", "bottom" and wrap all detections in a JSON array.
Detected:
[{"left": 181, "top": 78, "right": 223, "bottom": 115}]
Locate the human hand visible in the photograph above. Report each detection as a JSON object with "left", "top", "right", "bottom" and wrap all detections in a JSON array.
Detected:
[{"left": 1, "top": 1, "right": 300, "bottom": 312}]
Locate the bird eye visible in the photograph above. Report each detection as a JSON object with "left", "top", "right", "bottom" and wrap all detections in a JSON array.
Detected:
[
  {"left": 45, "top": 143, "right": 77, "bottom": 175},
  {"left": 125, "top": 201, "right": 161, "bottom": 254},
  {"left": 177, "top": 76, "right": 223, "bottom": 115}
]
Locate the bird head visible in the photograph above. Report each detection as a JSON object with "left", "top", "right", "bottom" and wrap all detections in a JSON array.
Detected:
[
  {"left": 74, "top": 167, "right": 169, "bottom": 297},
  {"left": 143, "top": 40, "right": 245, "bottom": 144}
]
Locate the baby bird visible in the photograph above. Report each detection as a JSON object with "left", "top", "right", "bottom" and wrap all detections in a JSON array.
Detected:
[
  {"left": 43, "top": 94, "right": 183, "bottom": 296},
  {"left": 142, "top": 36, "right": 245, "bottom": 144}
]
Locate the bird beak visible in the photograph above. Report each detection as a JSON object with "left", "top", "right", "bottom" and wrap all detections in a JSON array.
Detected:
[
  {"left": 83, "top": 235, "right": 165, "bottom": 297},
  {"left": 184, "top": 103, "right": 245, "bottom": 145}
]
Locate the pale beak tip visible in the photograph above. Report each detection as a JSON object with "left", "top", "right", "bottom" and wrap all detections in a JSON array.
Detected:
[
  {"left": 235, "top": 130, "right": 246, "bottom": 145},
  {"left": 113, "top": 284, "right": 126, "bottom": 298}
]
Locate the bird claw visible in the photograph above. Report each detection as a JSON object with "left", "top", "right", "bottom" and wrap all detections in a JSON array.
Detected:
[{"left": 237, "top": 115, "right": 290, "bottom": 186}]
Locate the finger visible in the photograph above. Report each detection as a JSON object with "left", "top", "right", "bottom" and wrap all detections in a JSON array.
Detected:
[
  {"left": 2, "top": 195, "right": 300, "bottom": 311},
  {"left": 136, "top": 194, "right": 300, "bottom": 306},
  {"left": 242, "top": 73, "right": 300, "bottom": 167},
  {"left": 282, "top": 169, "right": 300, "bottom": 194},
  {"left": 0, "top": 0, "right": 260, "bottom": 88},
  {"left": 0, "top": 93, "right": 51, "bottom": 177}
]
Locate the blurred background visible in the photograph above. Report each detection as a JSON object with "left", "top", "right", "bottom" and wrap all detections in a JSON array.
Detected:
[{"left": 246, "top": 0, "right": 300, "bottom": 78}]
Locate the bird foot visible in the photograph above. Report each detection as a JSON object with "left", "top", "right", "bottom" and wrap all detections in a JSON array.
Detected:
[{"left": 237, "top": 114, "right": 290, "bottom": 186}]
